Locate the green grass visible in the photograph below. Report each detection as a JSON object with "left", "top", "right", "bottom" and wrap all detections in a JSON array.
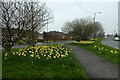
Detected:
[
  {"left": 2, "top": 47, "right": 88, "bottom": 79},
  {"left": 72, "top": 38, "right": 120, "bottom": 65},
  {"left": 0, "top": 49, "right": 2, "bottom": 79}
]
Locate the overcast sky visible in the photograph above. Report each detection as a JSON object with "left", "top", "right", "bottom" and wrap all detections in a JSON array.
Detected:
[{"left": 40, "top": 0, "right": 120, "bottom": 35}]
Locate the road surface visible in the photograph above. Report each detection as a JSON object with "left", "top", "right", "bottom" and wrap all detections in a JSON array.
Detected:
[
  {"left": 0, "top": 40, "right": 75, "bottom": 49},
  {"left": 102, "top": 38, "right": 120, "bottom": 50},
  {"left": 1, "top": 39, "right": 119, "bottom": 50}
]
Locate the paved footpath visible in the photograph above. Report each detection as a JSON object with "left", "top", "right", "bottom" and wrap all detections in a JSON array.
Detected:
[{"left": 66, "top": 45, "right": 119, "bottom": 79}]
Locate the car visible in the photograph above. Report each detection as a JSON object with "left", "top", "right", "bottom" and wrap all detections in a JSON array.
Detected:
[
  {"left": 104, "top": 36, "right": 107, "bottom": 39},
  {"left": 114, "top": 37, "right": 120, "bottom": 41}
]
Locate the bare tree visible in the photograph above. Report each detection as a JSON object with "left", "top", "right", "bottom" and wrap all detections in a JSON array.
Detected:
[
  {"left": 61, "top": 21, "right": 73, "bottom": 34},
  {"left": 94, "top": 21, "right": 105, "bottom": 38},
  {"left": 23, "top": 1, "right": 53, "bottom": 46},
  {"left": 0, "top": 1, "right": 53, "bottom": 53},
  {"left": 62, "top": 18, "right": 104, "bottom": 41},
  {"left": 0, "top": 1, "right": 17, "bottom": 53}
]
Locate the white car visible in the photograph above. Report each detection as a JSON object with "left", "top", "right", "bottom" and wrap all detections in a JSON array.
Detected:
[
  {"left": 104, "top": 36, "right": 107, "bottom": 39},
  {"left": 114, "top": 37, "right": 120, "bottom": 41}
]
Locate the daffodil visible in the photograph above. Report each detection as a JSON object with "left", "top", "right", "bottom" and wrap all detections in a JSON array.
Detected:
[
  {"left": 30, "top": 54, "right": 34, "bottom": 57},
  {"left": 5, "top": 53, "right": 8, "bottom": 56},
  {"left": 5, "top": 57, "right": 7, "bottom": 59},
  {"left": 12, "top": 52, "right": 15, "bottom": 55},
  {"left": 12, "top": 44, "right": 70, "bottom": 60},
  {"left": 38, "top": 57, "right": 40, "bottom": 59},
  {"left": 23, "top": 54, "right": 26, "bottom": 56},
  {"left": 111, "top": 50, "right": 113, "bottom": 53}
]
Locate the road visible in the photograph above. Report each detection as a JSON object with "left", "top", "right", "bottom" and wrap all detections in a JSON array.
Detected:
[
  {"left": 102, "top": 38, "right": 120, "bottom": 50},
  {"left": 0, "top": 40, "right": 75, "bottom": 49},
  {"left": 1, "top": 39, "right": 119, "bottom": 50}
]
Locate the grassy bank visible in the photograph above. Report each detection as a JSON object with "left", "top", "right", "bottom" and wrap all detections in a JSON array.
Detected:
[
  {"left": 2, "top": 45, "right": 88, "bottom": 79},
  {"left": 72, "top": 38, "right": 120, "bottom": 65}
]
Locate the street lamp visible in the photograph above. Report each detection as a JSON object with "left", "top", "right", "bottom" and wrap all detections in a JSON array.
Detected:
[
  {"left": 93, "top": 12, "right": 101, "bottom": 22},
  {"left": 93, "top": 12, "right": 101, "bottom": 40},
  {"left": 47, "top": 20, "right": 48, "bottom": 43}
]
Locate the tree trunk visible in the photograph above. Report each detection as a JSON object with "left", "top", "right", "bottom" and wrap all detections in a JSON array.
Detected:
[
  {"left": 4, "top": 46, "right": 12, "bottom": 53},
  {"left": 3, "top": 45, "right": 12, "bottom": 59}
]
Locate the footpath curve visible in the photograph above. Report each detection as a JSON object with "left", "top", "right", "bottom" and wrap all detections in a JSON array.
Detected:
[{"left": 66, "top": 45, "right": 119, "bottom": 79}]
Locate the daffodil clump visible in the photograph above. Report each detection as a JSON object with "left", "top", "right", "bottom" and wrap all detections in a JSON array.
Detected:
[
  {"left": 89, "top": 38, "right": 97, "bottom": 41},
  {"left": 10, "top": 44, "right": 71, "bottom": 60},
  {"left": 74, "top": 41, "right": 95, "bottom": 45},
  {"left": 94, "top": 45, "right": 120, "bottom": 54}
]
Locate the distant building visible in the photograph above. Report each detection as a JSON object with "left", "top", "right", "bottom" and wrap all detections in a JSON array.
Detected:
[
  {"left": 118, "top": 1, "right": 120, "bottom": 35},
  {"left": 38, "top": 34, "right": 44, "bottom": 40}
]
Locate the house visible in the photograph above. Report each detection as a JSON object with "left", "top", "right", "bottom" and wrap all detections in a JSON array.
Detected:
[{"left": 37, "top": 33, "right": 44, "bottom": 40}]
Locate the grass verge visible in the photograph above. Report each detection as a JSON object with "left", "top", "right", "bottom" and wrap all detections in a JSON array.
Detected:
[{"left": 2, "top": 45, "right": 88, "bottom": 79}]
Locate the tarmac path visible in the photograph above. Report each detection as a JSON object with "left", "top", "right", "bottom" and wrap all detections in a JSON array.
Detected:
[{"left": 67, "top": 45, "right": 119, "bottom": 79}]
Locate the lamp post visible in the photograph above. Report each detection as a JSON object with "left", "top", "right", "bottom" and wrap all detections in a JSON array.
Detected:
[
  {"left": 47, "top": 20, "right": 48, "bottom": 43},
  {"left": 93, "top": 12, "right": 101, "bottom": 40}
]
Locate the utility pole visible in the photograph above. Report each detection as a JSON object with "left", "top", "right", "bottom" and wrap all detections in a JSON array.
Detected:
[
  {"left": 93, "top": 13, "right": 96, "bottom": 41},
  {"left": 93, "top": 12, "right": 101, "bottom": 41},
  {"left": 47, "top": 20, "right": 48, "bottom": 43}
]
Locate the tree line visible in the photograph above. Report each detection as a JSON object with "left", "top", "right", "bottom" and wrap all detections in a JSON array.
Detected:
[{"left": 62, "top": 18, "right": 104, "bottom": 41}]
